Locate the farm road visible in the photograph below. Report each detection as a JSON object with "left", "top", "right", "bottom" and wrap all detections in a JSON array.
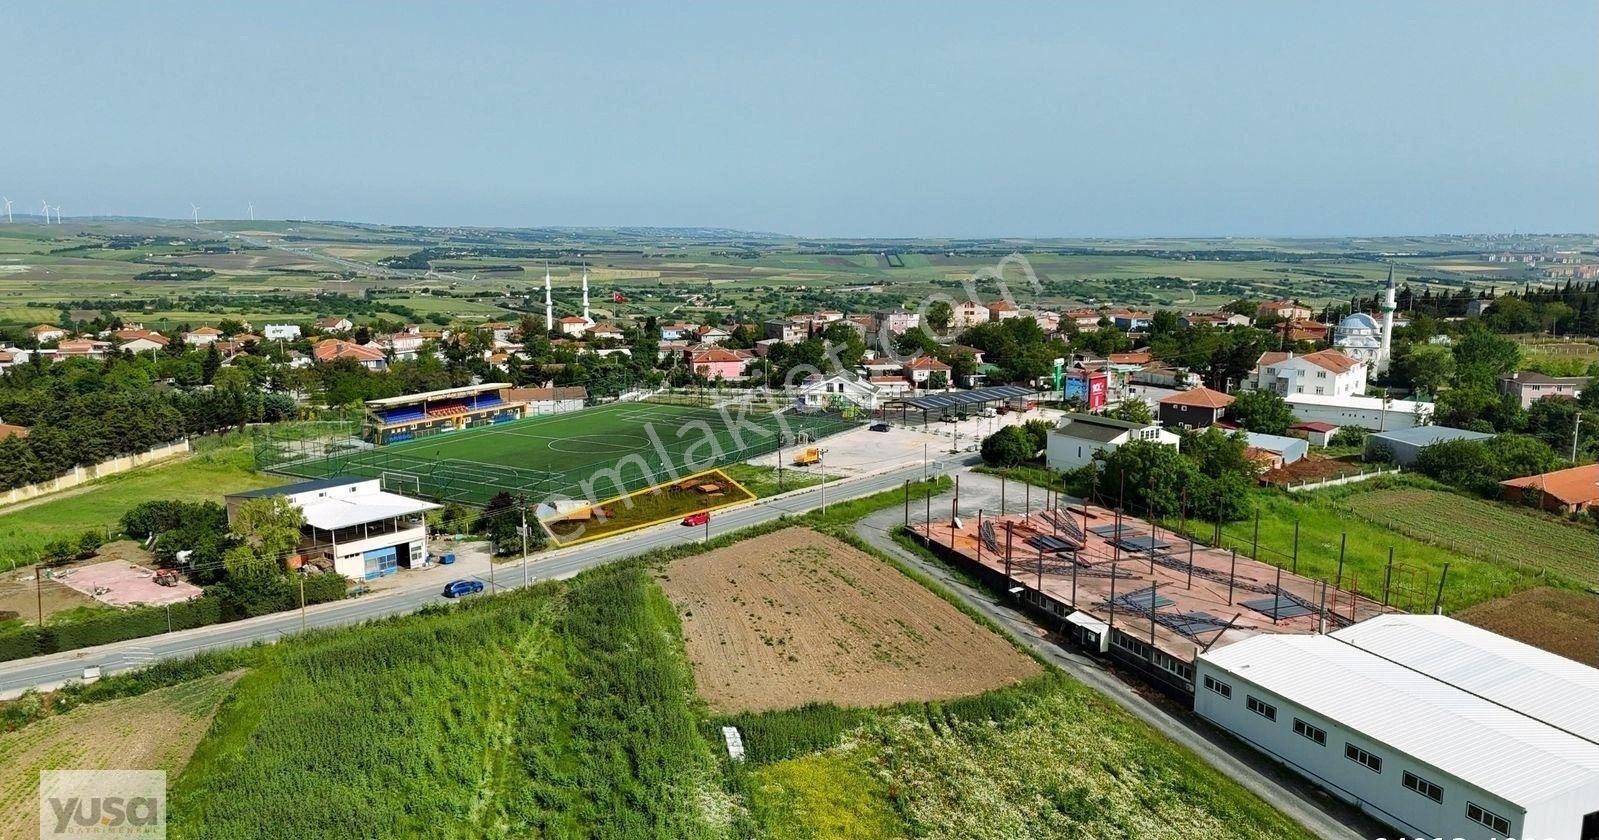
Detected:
[{"left": 857, "top": 470, "right": 1384, "bottom": 840}]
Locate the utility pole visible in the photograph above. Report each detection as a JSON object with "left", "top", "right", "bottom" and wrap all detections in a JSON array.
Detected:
[
  {"left": 35, "top": 563, "right": 44, "bottom": 625},
  {"left": 299, "top": 573, "right": 307, "bottom": 632},
  {"left": 819, "top": 448, "right": 827, "bottom": 514},
  {"left": 1574, "top": 413, "right": 1583, "bottom": 462},
  {"left": 520, "top": 494, "right": 529, "bottom": 587}
]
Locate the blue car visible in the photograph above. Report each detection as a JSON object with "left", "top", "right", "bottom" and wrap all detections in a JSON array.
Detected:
[{"left": 442, "top": 579, "right": 485, "bottom": 598}]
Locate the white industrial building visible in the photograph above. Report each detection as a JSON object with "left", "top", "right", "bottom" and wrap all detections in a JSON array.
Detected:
[
  {"left": 226, "top": 477, "right": 439, "bottom": 581},
  {"left": 1285, "top": 392, "right": 1432, "bottom": 431},
  {"left": 1197, "top": 615, "right": 1599, "bottom": 840}
]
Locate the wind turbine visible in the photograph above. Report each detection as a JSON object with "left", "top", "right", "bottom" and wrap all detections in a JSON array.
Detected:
[
  {"left": 51, "top": 206, "right": 62, "bottom": 224},
  {"left": 248, "top": 202, "right": 254, "bottom": 221},
  {"left": 190, "top": 204, "right": 200, "bottom": 225},
  {"left": 2, "top": 197, "right": 12, "bottom": 223},
  {"left": 40, "top": 200, "right": 50, "bottom": 223}
]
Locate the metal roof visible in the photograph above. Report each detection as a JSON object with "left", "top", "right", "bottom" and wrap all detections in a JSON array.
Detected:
[
  {"left": 900, "top": 385, "right": 1035, "bottom": 411},
  {"left": 1201, "top": 632, "right": 1599, "bottom": 807},
  {"left": 1367, "top": 425, "right": 1493, "bottom": 446},
  {"left": 228, "top": 476, "right": 367, "bottom": 499},
  {"left": 299, "top": 490, "right": 440, "bottom": 531},
  {"left": 1332, "top": 614, "right": 1599, "bottom": 744},
  {"left": 365, "top": 382, "right": 508, "bottom": 407},
  {"left": 1051, "top": 412, "right": 1150, "bottom": 444}
]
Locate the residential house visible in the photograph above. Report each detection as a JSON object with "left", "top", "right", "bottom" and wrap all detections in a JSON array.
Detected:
[
  {"left": 657, "top": 339, "right": 690, "bottom": 361},
  {"left": 1500, "top": 464, "right": 1599, "bottom": 513},
  {"left": 1066, "top": 308, "right": 1105, "bottom": 329},
  {"left": 0, "top": 349, "right": 18, "bottom": 374},
  {"left": 1130, "top": 360, "right": 1198, "bottom": 389},
  {"left": 1028, "top": 310, "right": 1062, "bottom": 333},
  {"left": 874, "top": 310, "right": 921, "bottom": 335},
  {"left": 1182, "top": 312, "right": 1251, "bottom": 328},
  {"left": 951, "top": 300, "right": 991, "bottom": 328},
  {"left": 264, "top": 323, "right": 302, "bottom": 341},
  {"left": 503, "top": 385, "right": 588, "bottom": 416},
  {"left": 584, "top": 323, "right": 625, "bottom": 341},
  {"left": 312, "top": 339, "right": 387, "bottom": 370},
  {"left": 695, "top": 325, "right": 731, "bottom": 346},
  {"left": 116, "top": 331, "right": 170, "bottom": 354},
  {"left": 1045, "top": 413, "right": 1180, "bottom": 471},
  {"left": 315, "top": 317, "right": 354, "bottom": 333},
  {"left": 1157, "top": 387, "right": 1234, "bottom": 430},
  {"left": 902, "top": 355, "right": 952, "bottom": 389},
  {"left": 558, "top": 316, "right": 589, "bottom": 337},
  {"left": 690, "top": 348, "right": 749, "bottom": 381},
  {"left": 54, "top": 338, "right": 111, "bottom": 359},
  {"left": 1498, "top": 371, "right": 1590, "bottom": 409},
  {"left": 868, "top": 376, "right": 913, "bottom": 401},
  {"left": 1249, "top": 350, "right": 1366, "bottom": 398},
  {"left": 1107, "top": 310, "right": 1153, "bottom": 332},
  {"left": 478, "top": 321, "right": 515, "bottom": 342},
  {"left": 797, "top": 373, "right": 883, "bottom": 410},
  {"left": 383, "top": 332, "right": 426, "bottom": 359},
  {"left": 29, "top": 324, "right": 66, "bottom": 344},
  {"left": 1255, "top": 300, "right": 1312, "bottom": 322},
  {"left": 184, "top": 326, "right": 222, "bottom": 346},
  {"left": 660, "top": 322, "right": 697, "bottom": 341},
  {"left": 987, "top": 300, "right": 1022, "bottom": 321},
  {"left": 763, "top": 317, "right": 810, "bottom": 343}
]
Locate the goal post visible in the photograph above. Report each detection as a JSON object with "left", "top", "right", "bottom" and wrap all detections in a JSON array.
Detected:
[{"left": 380, "top": 471, "right": 423, "bottom": 497}]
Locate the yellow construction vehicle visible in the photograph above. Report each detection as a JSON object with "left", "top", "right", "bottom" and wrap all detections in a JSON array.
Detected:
[{"left": 792, "top": 447, "right": 820, "bottom": 467}]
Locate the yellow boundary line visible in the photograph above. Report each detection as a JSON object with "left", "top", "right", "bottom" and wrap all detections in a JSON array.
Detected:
[{"left": 545, "top": 468, "right": 756, "bottom": 548}]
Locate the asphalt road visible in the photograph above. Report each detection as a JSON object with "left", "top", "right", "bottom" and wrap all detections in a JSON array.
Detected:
[{"left": 0, "top": 460, "right": 939, "bottom": 699}]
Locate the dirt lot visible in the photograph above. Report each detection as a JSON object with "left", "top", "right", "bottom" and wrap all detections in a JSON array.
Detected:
[
  {"left": 1456, "top": 588, "right": 1598, "bottom": 666},
  {"left": 0, "top": 671, "right": 241, "bottom": 839},
  {"left": 1260, "top": 454, "right": 1363, "bottom": 486},
  {"left": 658, "top": 528, "right": 1039, "bottom": 712},
  {"left": 0, "top": 570, "right": 94, "bottom": 625}
]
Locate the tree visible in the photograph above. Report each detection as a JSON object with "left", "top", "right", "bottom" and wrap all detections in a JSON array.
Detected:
[
  {"left": 1230, "top": 390, "right": 1294, "bottom": 435},
  {"left": 1452, "top": 325, "right": 1520, "bottom": 387},
  {"left": 1394, "top": 344, "right": 1455, "bottom": 396},
  {"left": 1093, "top": 439, "right": 1198, "bottom": 517},
  {"left": 980, "top": 425, "right": 1035, "bottom": 467},
  {"left": 480, "top": 491, "right": 542, "bottom": 556},
  {"left": 201, "top": 343, "right": 221, "bottom": 386},
  {"left": 926, "top": 300, "right": 954, "bottom": 334},
  {"left": 224, "top": 497, "right": 304, "bottom": 578},
  {"left": 1102, "top": 399, "right": 1153, "bottom": 425}
]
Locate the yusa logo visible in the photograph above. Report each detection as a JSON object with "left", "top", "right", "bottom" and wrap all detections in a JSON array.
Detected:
[{"left": 39, "top": 770, "right": 166, "bottom": 839}]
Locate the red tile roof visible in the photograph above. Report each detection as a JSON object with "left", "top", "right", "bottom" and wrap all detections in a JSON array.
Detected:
[
  {"left": 902, "top": 355, "right": 951, "bottom": 371},
  {"left": 1500, "top": 464, "right": 1599, "bottom": 506},
  {"left": 312, "top": 339, "right": 385, "bottom": 363},
  {"left": 0, "top": 423, "right": 29, "bottom": 440},
  {"left": 1159, "top": 386, "right": 1235, "bottom": 409}
]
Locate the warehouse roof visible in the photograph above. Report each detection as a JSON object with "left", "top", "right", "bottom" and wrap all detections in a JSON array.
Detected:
[
  {"left": 1201, "top": 632, "right": 1599, "bottom": 807},
  {"left": 1367, "top": 425, "right": 1492, "bottom": 446},
  {"left": 1284, "top": 393, "right": 1432, "bottom": 414},
  {"left": 1050, "top": 412, "right": 1151, "bottom": 443},
  {"left": 1332, "top": 614, "right": 1599, "bottom": 744}
]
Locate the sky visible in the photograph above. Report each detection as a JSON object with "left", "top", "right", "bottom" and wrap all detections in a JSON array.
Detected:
[{"left": 5, "top": 1, "right": 1596, "bottom": 237}]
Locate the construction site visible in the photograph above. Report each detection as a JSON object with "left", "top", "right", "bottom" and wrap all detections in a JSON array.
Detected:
[{"left": 909, "top": 499, "right": 1393, "bottom": 697}]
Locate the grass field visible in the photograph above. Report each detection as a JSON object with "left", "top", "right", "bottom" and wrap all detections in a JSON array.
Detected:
[
  {"left": 262, "top": 399, "right": 859, "bottom": 506},
  {"left": 546, "top": 468, "right": 756, "bottom": 545},
  {"left": 1338, "top": 484, "right": 1599, "bottom": 587},
  {"left": 0, "top": 437, "right": 277, "bottom": 569}
]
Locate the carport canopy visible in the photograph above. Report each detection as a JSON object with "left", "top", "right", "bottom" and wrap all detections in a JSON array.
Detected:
[{"left": 899, "top": 385, "right": 1036, "bottom": 412}]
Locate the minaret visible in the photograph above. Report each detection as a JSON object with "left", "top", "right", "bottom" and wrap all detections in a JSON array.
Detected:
[
  {"left": 543, "top": 263, "right": 553, "bottom": 333},
  {"left": 1378, "top": 264, "right": 1396, "bottom": 373},
  {"left": 581, "top": 263, "right": 591, "bottom": 323}
]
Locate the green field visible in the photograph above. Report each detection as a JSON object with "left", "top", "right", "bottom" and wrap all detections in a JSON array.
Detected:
[
  {"left": 0, "top": 437, "right": 277, "bottom": 568},
  {"left": 0, "top": 481, "right": 1318, "bottom": 839},
  {"left": 1338, "top": 484, "right": 1599, "bottom": 587},
  {"left": 259, "top": 399, "right": 859, "bottom": 506}
]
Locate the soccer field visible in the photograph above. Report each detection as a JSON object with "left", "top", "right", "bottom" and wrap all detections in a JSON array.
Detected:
[{"left": 259, "top": 400, "right": 857, "bottom": 506}]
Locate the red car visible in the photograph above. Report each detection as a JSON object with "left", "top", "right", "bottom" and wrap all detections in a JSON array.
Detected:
[{"left": 681, "top": 511, "right": 710, "bottom": 527}]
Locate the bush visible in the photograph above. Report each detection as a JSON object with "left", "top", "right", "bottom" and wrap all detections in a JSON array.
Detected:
[
  {"left": 1329, "top": 426, "right": 1367, "bottom": 448},
  {"left": 980, "top": 426, "right": 1035, "bottom": 467}
]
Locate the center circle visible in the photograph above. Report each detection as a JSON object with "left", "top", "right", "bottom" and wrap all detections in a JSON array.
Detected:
[{"left": 547, "top": 433, "right": 653, "bottom": 454}]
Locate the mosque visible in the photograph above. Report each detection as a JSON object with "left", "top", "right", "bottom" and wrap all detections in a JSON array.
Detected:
[{"left": 1333, "top": 265, "right": 1397, "bottom": 373}]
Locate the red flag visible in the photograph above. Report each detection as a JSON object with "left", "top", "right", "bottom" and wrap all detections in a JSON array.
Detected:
[{"left": 612, "top": 291, "right": 626, "bottom": 303}]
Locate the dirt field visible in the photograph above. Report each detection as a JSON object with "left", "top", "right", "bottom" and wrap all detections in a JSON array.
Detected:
[
  {"left": 0, "top": 570, "right": 94, "bottom": 625},
  {"left": 1456, "top": 588, "right": 1599, "bottom": 666},
  {"left": 658, "top": 528, "right": 1038, "bottom": 712},
  {"left": 0, "top": 672, "right": 241, "bottom": 839}
]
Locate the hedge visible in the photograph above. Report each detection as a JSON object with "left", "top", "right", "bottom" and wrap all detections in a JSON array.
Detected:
[{"left": 0, "top": 573, "right": 350, "bottom": 664}]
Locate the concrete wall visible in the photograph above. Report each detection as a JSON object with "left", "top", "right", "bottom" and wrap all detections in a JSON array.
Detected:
[
  {"left": 1194, "top": 659, "right": 1528, "bottom": 840},
  {"left": 0, "top": 440, "right": 191, "bottom": 509}
]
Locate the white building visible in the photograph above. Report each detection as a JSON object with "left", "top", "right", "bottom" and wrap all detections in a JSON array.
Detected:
[
  {"left": 264, "top": 324, "right": 302, "bottom": 341},
  {"left": 183, "top": 327, "right": 222, "bottom": 346},
  {"left": 225, "top": 477, "right": 438, "bottom": 582},
  {"left": 1045, "top": 412, "right": 1180, "bottom": 471},
  {"left": 1285, "top": 392, "right": 1431, "bottom": 431},
  {"left": 1250, "top": 349, "right": 1367, "bottom": 398},
  {"left": 796, "top": 373, "right": 883, "bottom": 410},
  {"left": 1196, "top": 615, "right": 1599, "bottom": 840}
]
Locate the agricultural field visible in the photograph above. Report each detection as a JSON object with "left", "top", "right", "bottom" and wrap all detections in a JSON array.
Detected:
[
  {"left": 0, "top": 672, "right": 239, "bottom": 839},
  {"left": 0, "top": 480, "right": 1326, "bottom": 838},
  {"left": 1337, "top": 484, "right": 1599, "bottom": 587},
  {"left": 0, "top": 437, "right": 277, "bottom": 569},
  {"left": 1192, "top": 486, "right": 1553, "bottom": 612},
  {"left": 1456, "top": 588, "right": 1599, "bottom": 666},
  {"left": 657, "top": 528, "right": 1038, "bottom": 712}
]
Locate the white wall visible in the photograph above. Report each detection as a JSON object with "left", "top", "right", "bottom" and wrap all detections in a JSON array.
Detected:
[
  {"left": 330, "top": 526, "right": 428, "bottom": 580},
  {"left": 1288, "top": 401, "right": 1422, "bottom": 431},
  {"left": 1194, "top": 660, "right": 1529, "bottom": 840}
]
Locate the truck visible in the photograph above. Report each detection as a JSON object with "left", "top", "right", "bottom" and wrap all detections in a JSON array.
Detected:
[{"left": 792, "top": 447, "right": 820, "bottom": 467}]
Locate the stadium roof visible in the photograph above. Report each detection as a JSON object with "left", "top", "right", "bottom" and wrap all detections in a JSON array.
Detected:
[
  {"left": 1202, "top": 632, "right": 1599, "bottom": 807},
  {"left": 899, "top": 385, "right": 1034, "bottom": 411},
  {"left": 1332, "top": 614, "right": 1599, "bottom": 744},
  {"left": 365, "top": 382, "right": 509, "bottom": 407}
]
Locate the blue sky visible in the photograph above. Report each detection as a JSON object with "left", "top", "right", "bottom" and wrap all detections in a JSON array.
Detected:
[{"left": 5, "top": 1, "right": 1595, "bottom": 236}]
